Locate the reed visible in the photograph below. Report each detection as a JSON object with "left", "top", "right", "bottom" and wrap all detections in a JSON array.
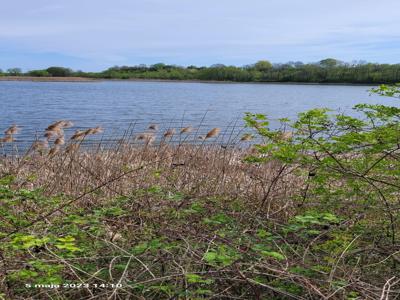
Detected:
[
  {"left": 180, "top": 126, "right": 193, "bottom": 134},
  {"left": 148, "top": 124, "right": 158, "bottom": 131},
  {"left": 4, "top": 125, "right": 20, "bottom": 135},
  {"left": 205, "top": 127, "right": 220, "bottom": 139},
  {"left": 163, "top": 128, "right": 175, "bottom": 138},
  {"left": 240, "top": 133, "right": 253, "bottom": 141}
]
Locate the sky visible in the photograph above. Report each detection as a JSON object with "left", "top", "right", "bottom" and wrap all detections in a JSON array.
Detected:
[{"left": 1, "top": 0, "right": 400, "bottom": 71}]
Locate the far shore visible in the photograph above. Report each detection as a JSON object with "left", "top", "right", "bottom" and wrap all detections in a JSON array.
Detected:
[
  {"left": 0, "top": 76, "right": 98, "bottom": 82},
  {"left": 0, "top": 76, "right": 379, "bottom": 86}
]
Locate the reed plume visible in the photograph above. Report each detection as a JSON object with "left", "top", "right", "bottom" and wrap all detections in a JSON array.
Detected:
[
  {"left": 32, "top": 140, "right": 49, "bottom": 151},
  {"left": 44, "top": 131, "right": 59, "bottom": 140},
  {"left": 163, "top": 128, "right": 175, "bottom": 138},
  {"left": 205, "top": 128, "right": 220, "bottom": 139},
  {"left": 180, "top": 126, "right": 193, "bottom": 134},
  {"left": 136, "top": 133, "right": 155, "bottom": 145},
  {"left": 136, "top": 133, "right": 151, "bottom": 140},
  {"left": 71, "top": 130, "right": 87, "bottom": 141},
  {"left": 46, "top": 121, "right": 64, "bottom": 131},
  {"left": 48, "top": 146, "right": 60, "bottom": 156},
  {"left": 0, "top": 135, "right": 15, "bottom": 143},
  {"left": 4, "top": 125, "right": 20, "bottom": 135},
  {"left": 279, "top": 131, "right": 293, "bottom": 141},
  {"left": 60, "top": 120, "right": 74, "bottom": 128},
  {"left": 66, "top": 144, "right": 80, "bottom": 153},
  {"left": 85, "top": 126, "right": 104, "bottom": 135},
  {"left": 241, "top": 133, "right": 253, "bottom": 141},
  {"left": 46, "top": 120, "right": 73, "bottom": 131},
  {"left": 148, "top": 124, "right": 158, "bottom": 131},
  {"left": 54, "top": 137, "right": 65, "bottom": 145}
]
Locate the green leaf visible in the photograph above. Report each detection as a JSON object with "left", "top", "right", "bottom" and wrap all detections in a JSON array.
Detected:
[{"left": 260, "top": 251, "right": 285, "bottom": 261}]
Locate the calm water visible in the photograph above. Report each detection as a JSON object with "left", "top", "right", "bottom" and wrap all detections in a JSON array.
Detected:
[{"left": 0, "top": 80, "right": 396, "bottom": 146}]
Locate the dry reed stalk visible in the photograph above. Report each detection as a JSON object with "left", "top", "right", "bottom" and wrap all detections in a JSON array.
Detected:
[
  {"left": 146, "top": 135, "right": 155, "bottom": 145},
  {"left": 48, "top": 146, "right": 60, "bottom": 156},
  {"left": 65, "top": 143, "right": 80, "bottom": 153},
  {"left": 32, "top": 140, "right": 49, "bottom": 150}
]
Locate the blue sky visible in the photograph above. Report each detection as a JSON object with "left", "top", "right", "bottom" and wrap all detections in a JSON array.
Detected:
[{"left": 1, "top": 0, "right": 399, "bottom": 71}]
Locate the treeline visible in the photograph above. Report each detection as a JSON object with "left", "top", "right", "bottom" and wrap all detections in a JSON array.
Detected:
[{"left": 2, "top": 58, "right": 400, "bottom": 84}]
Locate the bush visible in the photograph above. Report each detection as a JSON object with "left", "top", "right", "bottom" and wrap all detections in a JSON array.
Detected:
[
  {"left": 243, "top": 84, "right": 400, "bottom": 297},
  {"left": 28, "top": 70, "right": 50, "bottom": 77},
  {"left": 46, "top": 66, "right": 73, "bottom": 77}
]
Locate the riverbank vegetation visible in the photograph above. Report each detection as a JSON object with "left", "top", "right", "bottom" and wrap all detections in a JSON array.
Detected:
[
  {"left": 1, "top": 85, "right": 400, "bottom": 299},
  {"left": 1, "top": 59, "right": 400, "bottom": 84}
]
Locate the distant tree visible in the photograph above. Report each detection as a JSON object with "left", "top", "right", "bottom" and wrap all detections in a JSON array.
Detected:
[
  {"left": 28, "top": 70, "right": 50, "bottom": 77},
  {"left": 151, "top": 63, "right": 166, "bottom": 71},
  {"left": 7, "top": 68, "right": 22, "bottom": 76},
  {"left": 210, "top": 64, "right": 226, "bottom": 68},
  {"left": 272, "top": 63, "right": 283, "bottom": 68},
  {"left": 351, "top": 60, "right": 368, "bottom": 66},
  {"left": 46, "top": 66, "right": 73, "bottom": 77},
  {"left": 319, "top": 58, "right": 341, "bottom": 68},
  {"left": 254, "top": 60, "right": 273, "bottom": 71},
  {"left": 137, "top": 64, "right": 147, "bottom": 70},
  {"left": 74, "top": 60, "right": 400, "bottom": 84},
  {"left": 294, "top": 61, "right": 304, "bottom": 68}
]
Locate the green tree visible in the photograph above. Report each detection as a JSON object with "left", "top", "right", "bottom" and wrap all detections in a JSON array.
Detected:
[
  {"left": 319, "top": 58, "right": 341, "bottom": 68},
  {"left": 254, "top": 60, "right": 273, "bottom": 71},
  {"left": 28, "top": 70, "right": 50, "bottom": 77},
  {"left": 7, "top": 68, "right": 22, "bottom": 76},
  {"left": 46, "top": 66, "right": 73, "bottom": 77}
]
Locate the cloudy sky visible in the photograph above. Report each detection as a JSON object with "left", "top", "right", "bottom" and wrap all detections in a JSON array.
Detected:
[{"left": 1, "top": 0, "right": 399, "bottom": 71}]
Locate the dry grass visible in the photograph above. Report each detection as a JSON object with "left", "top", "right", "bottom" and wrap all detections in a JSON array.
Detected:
[
  {"left": 0, "top": 121, "right": 301, "bottom": 221},
  {"left": 3, "top": 144, "right": 300, "bottom": 213}
]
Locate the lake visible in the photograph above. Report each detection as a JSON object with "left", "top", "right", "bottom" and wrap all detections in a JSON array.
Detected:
[{"left": 0, "top": 80, "right": 396, "bottom": 147}]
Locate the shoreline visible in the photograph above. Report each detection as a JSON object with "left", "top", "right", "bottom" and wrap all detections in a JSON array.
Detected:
[
  {"left": 0, "top": 76, "right": 379, "bottom": 86},
  {"left": 107, "top": 78, "right": 379, "bottom": 86},
  {"left": 0, "top": 76, "right": 98, "bottom": 82}
]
